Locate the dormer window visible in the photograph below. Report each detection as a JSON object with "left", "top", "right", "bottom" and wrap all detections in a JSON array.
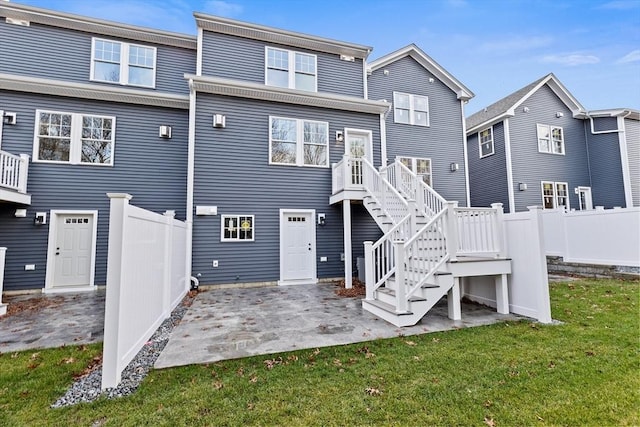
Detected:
[
  {"left": 91, "top": 38, "right": 156, "bottom": 88},
  {"left": 265, "top": 47, "right": 317, "bottom": 92}
]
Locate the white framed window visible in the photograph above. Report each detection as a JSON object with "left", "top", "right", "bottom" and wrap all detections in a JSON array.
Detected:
[
  {"left": 541, "top": 181, "right": 569, "bottom": 210},
  {"left": 34, "top": 110, "right": 115, "bottom": 166},
  {"left": 265, "top": 47, "right": 317, "bottom": 92},
  {"left": 393, "top": 92, "right": 429, "bottom": 126},
  {"left": 479, "top": 127, "right": 494, "bottom": 158},
  {"left": 537, "top": 124, "right": 564, "bottom": 155},
  {"left": 221, "top": 215, "right": 254, "bottom": 242},
  {"left": 91, "top": 38, "right": 156, "bottom": 88},
  {"left": 269, "top": 116, "right": 329, "bottom": 167},
  {"left": 398, "top": 156, "right": 432, "bottom": 186}
]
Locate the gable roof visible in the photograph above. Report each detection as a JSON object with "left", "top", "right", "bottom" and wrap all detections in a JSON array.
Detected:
[
  {"left": 367, "top": 44, "right": 474, "bottom": 101},
  {"left": 466, "top": 73, "right": 586, "bottom": 133}
]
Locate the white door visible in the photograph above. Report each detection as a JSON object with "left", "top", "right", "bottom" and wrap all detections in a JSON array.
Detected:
[
  {"left": 53, "top": 214, "right": 93, "bottom": 287},
  {"left": 280, "top": 211, "right": 316, "bottom": 285},
  {"left": 345, "top": 129, "right": 372, "bottom": 185},
  {"left": 578, "top": 187, "right": 593, "bottom": 210}
]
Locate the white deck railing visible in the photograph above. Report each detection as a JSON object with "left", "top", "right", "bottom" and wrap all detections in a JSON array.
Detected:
[
  {"left": 361, "top": 158, "right": 409, "bottom": 225},
  {"left": 454, "top": 203, "right": 505, "bottom": 258},
  {"left": 0, "top": 151, "right": 29, "bottom": 193},
  {"left": 382, "top": 160, "right": 446, "bottom": 217}
]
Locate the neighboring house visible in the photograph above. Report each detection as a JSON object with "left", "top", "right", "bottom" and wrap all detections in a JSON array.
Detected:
[
  {"left": 1, "top": 3, "right": 512, "bottom": 327},
  {"left": 0, "top": 3, "right": 195, "bottom": 292},
  {"left": 466, "top": 73, "right": 639, "bottom": 213}
]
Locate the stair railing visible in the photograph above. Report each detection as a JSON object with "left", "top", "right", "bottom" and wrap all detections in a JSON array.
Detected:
[
  {"left": 360, "top": 158, "right": 408, "bottom": 225},
  {"left": 383, "top": 160, "right": 446, "bottom": 218}
]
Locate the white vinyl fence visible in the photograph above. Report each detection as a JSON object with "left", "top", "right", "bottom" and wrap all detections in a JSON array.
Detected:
[
  {"left": 542, "top": 207, "right": 640, "bottom": 267},
  {"left": 464, "top": 206, "right": 552, "bottom": 323},
  {"left": 0, "top": 247, "right": 6, "bottom": 316},
  {"left": 102, "top": 193, "right": 188, "bottom": 390}
]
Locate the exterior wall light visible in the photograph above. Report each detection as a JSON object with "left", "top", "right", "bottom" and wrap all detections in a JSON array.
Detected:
[
  {"left": 335, "top": 130, "right": 344, "bottom": 142},
  {"left": 519, "top": 183, "right": 528, "bottom": 191},
  {"left": 450, "top": 162, "right": 459, "bottom": 172},
  {"left": 159, "top": 125, "right": 172, "bottom": 139},
  {"left": 213, "top": 114, "right": 226, "bottom": 128}
]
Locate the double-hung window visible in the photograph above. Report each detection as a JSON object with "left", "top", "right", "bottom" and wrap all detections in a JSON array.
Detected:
[
  {"left": 399, "top": 156, "right": 432, "bottom": 186},
  {"left": 221, "top": 215, "right": 254, "bottom": 242},
  {"left": 393, "top": 92, "right": 429, "bottom": 126},
  {"left": 91, "top": 38, "right": 156, "bottom": 88},
  {"left": 541, "top": 181, "right": 569, "bottom": 209},
  {"left": 269, "top": 117, "right": 328, "bottom": 167},
  {"left": 537, "top": 124, "right": 564, "bottom": 154},
  {"left": 265, "top": 47, "right": 317, "bottom": 92},
  {"left": 34, "top": 110, "right": 115, "bottom": 166},
  {"left": 478, "top": 127, "right": 494, "bottom": 158}
]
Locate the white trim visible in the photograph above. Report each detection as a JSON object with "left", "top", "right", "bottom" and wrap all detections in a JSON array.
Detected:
[
  {"left": 195, "top": 13, "right": 371, "bottom": 59},
  {"left": 541, "top": 181, "right": 569, "bottom": 210},
  {"left": 362, "top": 59, "right": 368, "bottom": 100},
  {"left": 0, "top": 2, "right": 196, "bottom": 49},
  {"left": 344, "top": 128, "right": 373, "bottom": 164},
  {"left": 478, "top": 126, "right": 494, "bottom": 158},
  {"left": 220, "top": 214, "right": 255, "bottom": 242},
  {"left": 185, "top": 81, "right": 196, "bottom": 287},
  {"left": 577, "top": 186, "right": 593, "bottom": 210},
  {"left": 33, "top": 110, "right": 116, "bottom": 166},
  {"left": 43, "top": 210, "right": 98, "bottom": 293},
  {"left": 278, "top": 209, "right": 317, "bottom": 286},
  {"left": 393, "top": 91, "right": 429, "bottom": 127},
  {"left": 196, "top": 27, "right": 203, "bottom": 76},
  {"left": 536, "top": 123, "right": 565, "bottom": 155},
  {"left": 268, "top": 116, "right": 330, "bottom": 168},
  {"left": 504, "top": 118, "right": 516, "bottom": 213},
  {"left": 617, "top": 116, "right": 634, "bottom": 208},
  {"left": 265, "top": 46, "right": 318, "bottom": 92},
  {"left": 186, "top": 74, "right": 389, "bottom": 115},
  {"left": 90, "top": 38, "right": 157, "bottom": 89},
  {"left": 379, "top": 113, "right": 388, "bottom": 167},
  {"left": 397, "top": 156, "right": 433, "bottom": 187},
  {"left": 0, "top": 109, "right": 3, "bottom": 151},
  {"left": 460, "top": 100, "right": 470, "bottom": 207},
  {"left": 0, "top": 73, "right": 189, "bottom": 109}
]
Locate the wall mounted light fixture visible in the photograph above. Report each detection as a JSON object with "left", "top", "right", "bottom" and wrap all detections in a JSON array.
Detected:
[
  {"left": 213, "top": 114, "right": 226, "bottom": 128},
  {"left": 3, "top": 112, "right": 17, "bottom": 125},
  {"left": 519, "top": 183, "right": 528, "bottom": 191},
  {"left": 317, "top": 213, "right": 326, "bottom": 225},
  {"left": 556, "top": 112, "right": 564, "bottom": 118},
  {"left": 159, "top": 125, "right": 172, "bottom": 139},
  {"left": 34, "top": 212, "right": 47, "bottom": 225},
  {"left": 523, "top": 107, "right": 530, "bottom": 113},
  {"left": 335, "top": 130, "right": 344, "bottom": 142},
  {"left": 450, "top": 162, "right": 459, "bottom": 172}
]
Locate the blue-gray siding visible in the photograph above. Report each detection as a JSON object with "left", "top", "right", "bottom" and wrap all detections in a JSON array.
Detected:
[
  {"left": 625, "top": 118, "right": 640, "bottom": 207},
  {"left": 507, "top": 85, "right": 591, "bottom": 211},
  {"left": 0, "top": 20, "right": 195, "bottom": 95},
  {"left": 200, "top": 31, "right": 365, "bottom": 98},
  {"left": 467, "top": 121, "right": 510, "bottom": 209},
  {"left": 0, "top": 91, "right": 188, "bottom": 291},
  {"left": 367, "top": 56, "right": 468, "bottom": 205},
  {"left": 585, "top": 121, "right": 626, "bottom": 208},
  {"left": 191, "top": 93, "right": 381, "bottom": 285}
]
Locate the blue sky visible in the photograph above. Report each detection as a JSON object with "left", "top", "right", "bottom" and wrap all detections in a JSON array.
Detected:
[{"left": 16, "top": 0, "right": 640, "bottom": 114}]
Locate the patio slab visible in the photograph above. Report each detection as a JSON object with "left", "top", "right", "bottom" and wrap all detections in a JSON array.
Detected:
[{"left": 155, "top": 283, "right": 523, "bottom": 369}]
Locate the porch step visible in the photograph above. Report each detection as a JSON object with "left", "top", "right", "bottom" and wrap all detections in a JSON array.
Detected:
[
  {"left": 362, "top": 299, "right": 428, "bottom": 327},
  {"left": 376, "top": 287, "right": 426, "bottom": 306}
]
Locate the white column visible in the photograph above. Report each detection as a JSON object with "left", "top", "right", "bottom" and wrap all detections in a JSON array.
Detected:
[
  {"left": 162, "top": 210, "right": 176, "bottom": 319},
  {"left": 364, "top": 241, "right": 374, "bottom": 300},
  {"left": 491, "top": 202, "right": 506, "bottom": 258},
  {"left": 495, "top": 274, "right": 509, "bottom": 314},
  {"left": 343, "top": 200, "right": 352, "bottom": 289},
  {"left": 102, "top": 193, "right": 132, "bottom": 390},
  {"left": 394, "top": 239, "right": 407, "bottom": 313},
  {"left": 445, "top": 201, "right": 459, "bottom": 261},
  {"left": 0, "top": 247, "right": 7, "bottom": 316},
  {"left": 447, "top": 277, "right": 461, "bottom": 321}
]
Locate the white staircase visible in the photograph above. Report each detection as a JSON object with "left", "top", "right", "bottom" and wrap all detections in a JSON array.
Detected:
[{"left": 349, "top": 158, "right": 506, "bottom": 327}]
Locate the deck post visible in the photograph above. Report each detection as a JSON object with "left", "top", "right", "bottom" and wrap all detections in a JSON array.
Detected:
[
  {"left": 343, "top": 200, "right": 352, "bottom": 289},
  {"left": 394, "top": 240, "right": 408, "bottom": 313},
  {"left": 364, "top": 241, "right": 374, "bottom": 300},
  {"left": 18, "top": 154, "right": 29, "bottom": 194},
  {"left": 445, "top": 201, "right": 459, "bottom": 261},
  {"left": 0, "top": 247, "right": 6, "bottom": 316},
  {"left": 491, "top": 203, "right": 506, "bottom": 258},
  {"left": 407, "top": 198, "right": 417, "bottom": 236},
  {"left": 495, "top": 273, "right": 509, "bottom": 314},
  {"left": 447, "top": 277, "right": 461, "bottom": 320}
]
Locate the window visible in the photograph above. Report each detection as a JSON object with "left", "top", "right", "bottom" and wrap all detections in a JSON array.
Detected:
[
  {"left": 91, "top": 38, "right": 156, "bottom": 88},
  {"left": 478, "top": 127, "right": 494, "bottom": 158},
  {"left": 399, "top": 156, "right": 432, "bottom": 186},
  {"left": 393, "top": 92, "right": 429, "bottom": 126},
  {"left": 34, "top": 110, "right": 115, "bottom": 166},
  {"left": 221, "top": 215, "right": 254, "bottom": 242},
  {"left": 269, "top": 117, "right": 328, "bottom": 167},
  {"left": 265, "top": 47, "right": 317, "bottom": 92},
  {"left": 541, "top": 181, "right": 569, "bottom": 210},
  {"left": 537, "top": 124, "right": 564, "bottom": 154}
]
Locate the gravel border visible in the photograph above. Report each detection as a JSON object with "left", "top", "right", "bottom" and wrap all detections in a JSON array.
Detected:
[{"left": 52, "top": 292, "right": 196, "bottom": 408}]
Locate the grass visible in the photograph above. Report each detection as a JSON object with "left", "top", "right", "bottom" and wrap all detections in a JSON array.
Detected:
[{"left": 1, "top": 278, "right": 638, "bottom": 426}]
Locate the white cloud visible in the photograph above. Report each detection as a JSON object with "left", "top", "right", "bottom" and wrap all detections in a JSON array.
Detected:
[
  {"left": 541, "top": 54, "right": 600, "bottom": 66},
  {"left": 204, "top": 0, "right": 244, "bottom": 17},
  {"left": 479, "top": 36, "right": 553, "bottom": 54},
  {"left": 617, "top": 50, "right": 640, "bottom": 64}
]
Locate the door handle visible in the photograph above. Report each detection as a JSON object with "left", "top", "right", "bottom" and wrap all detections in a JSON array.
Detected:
[{"left": 55, "top": 252, "right": 60, "bottom": 255}]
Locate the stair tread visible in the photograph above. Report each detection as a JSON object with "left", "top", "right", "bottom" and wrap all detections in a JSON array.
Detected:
[
  {"left": 363, "top": 299, "right": 414, "bottom": 316},
  {"left": 377, "top": 287, "right": 427, "bottom": 302}
]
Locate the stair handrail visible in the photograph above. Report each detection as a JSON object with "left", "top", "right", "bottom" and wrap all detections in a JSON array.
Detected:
[
  {"left": 402, "top": 207, "right": 450, "bottom": 300},
  {"left": 360, "top": 157, "right": 409, "bottom": 225},
  {"left": 364, "top": 214, "right": 412, "bottom": 300},
  {"left": 392, "top": 160, "right": 447, "bottom": 217}
]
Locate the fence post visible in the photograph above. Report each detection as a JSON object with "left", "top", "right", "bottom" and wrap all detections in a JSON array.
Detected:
[
  {"left": 364, "top": 241, "right": 374, "bottom": 300},
  {"left": 163, "top": 210, "right": 176, "bottom": 319},
  {"left": 394, "top": 240, "right": 408, "bottom": 313},
  {"left": 445, "top": 201, "right": 459, "bottom": 261},
  {"left": 0, "top": 247, "right": 6, "bottom": 316},
  {"left": 491, "top": 203, "right": 506, "bottom": 258},
  {"left": 18, "top": 154, "right": 29, "bottom": 193},
  {"left": 102, "top": 193, "right": 133, "bottom": 390},
  {"left": 527, "top": 205, "right": 552, "bottom": 323}
]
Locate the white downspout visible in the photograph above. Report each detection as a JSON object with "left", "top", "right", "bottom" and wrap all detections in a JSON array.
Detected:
[
  {"left": 460, "top": 100, "right": 470, "bottom": 207},
  {"left": 616, "top": 114, "right": 633, "bottom": 207},
  {"left": 185, "top": 80, "right": 197, "bottom": 286},
  {"left": 503, "top": 118, "right": 516, "bottom": 213}
]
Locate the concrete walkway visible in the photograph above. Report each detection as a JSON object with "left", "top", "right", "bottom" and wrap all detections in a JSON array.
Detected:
[{"left": 155, "top": 283, "right": 522, "bottom": 369}]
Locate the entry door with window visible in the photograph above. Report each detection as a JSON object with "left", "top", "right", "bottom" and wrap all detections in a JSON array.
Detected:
[
  {"left": 280, "top": 211, "right": 316, "bottom": 285},
  {"left": 578, "top": 187, "right": 593, "bottom": 210},
  {"left": 53, "top": 214, "right": 94, "bottom": 288},
  {"left": 345, "top": 129, "right": 372, "bottom": 186}
]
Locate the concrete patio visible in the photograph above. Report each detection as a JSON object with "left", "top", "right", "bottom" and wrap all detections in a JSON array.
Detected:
[{"left": 154, "top": 282, "right": 523, "bottom": 368}]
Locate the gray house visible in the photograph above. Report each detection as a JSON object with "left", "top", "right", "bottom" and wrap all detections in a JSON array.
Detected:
[{"left": 466, "top": 73, "right": 639, "bottom": 213}]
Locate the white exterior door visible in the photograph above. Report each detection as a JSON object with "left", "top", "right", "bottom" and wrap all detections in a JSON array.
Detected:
[
  {"left": 53, "top": 214, "right": 94, "bottom": 288},
  {"left": 578, "top": 187, "right": 593, "bottom": 210},
  {"left": 345, "top": 128, "right": 372, "bottom": 185},
  {"left": 280, "top": 210, "right": 316, "bottom": 285}
]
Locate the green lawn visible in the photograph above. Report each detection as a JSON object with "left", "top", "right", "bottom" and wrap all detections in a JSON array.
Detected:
[{"left": 1, "top": 278, "right": 638, "bottom": 426}]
